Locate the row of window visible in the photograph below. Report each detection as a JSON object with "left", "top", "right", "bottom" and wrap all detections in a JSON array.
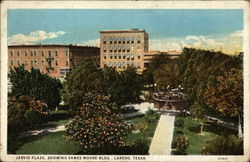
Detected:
[
  {"left": 103, "top": 62, "right": 141, "bottom": 68},
  {"left": 10, "top": 59, "right": 70, "bottom": 66},
  {"left": 103, "top": 53, "right": 141, "bottom": 60},
  {"left": 103, "top": 45, "right": 140, "bottom": 53},
  {"left": 103, "top": 36, "right": 141, "bottom": 44},
  {"left": 10, "top": 49, "right": 70, "bottom": 57}
]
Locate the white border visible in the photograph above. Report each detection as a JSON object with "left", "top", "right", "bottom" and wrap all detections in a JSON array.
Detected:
[{"left": 1, "top": 1, "right": 250, "bottom": 161}]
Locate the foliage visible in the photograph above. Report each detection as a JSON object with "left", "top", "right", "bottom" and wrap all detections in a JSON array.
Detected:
[
  {"left": 62, "top": 60, "right": 143, "bottom": 114},
  {"left": 65, "top": 93, "right": 130, "bottom": 151},
  {"left": 175, "top": 119, "right": 184, "bottom": 128},
  {"left": 201, "top": 134, "right": 243, "bottom": 155},
  {"left": 62, "top": 59, "right": 103, "bottom": 113},
  {"left": 9, "top": 65, "right": 62, "bottom": 109},
  {"left": 190, "top": 102, "right": 206, "bottom": 134},
  {"left": 133, "top": 120, "right": 148, "bottom": 132},
  {"left": 8, "top": 95, "right": 48, "bottom": 153},
  {"left": 144, "top": 109, "right": 159, "bottom": 123},
  {"left": 204, "top": 68, "right": 243, "bottom": 117},
  {"left": 174, "top": 134, "right": 189, "bottom": 155}
]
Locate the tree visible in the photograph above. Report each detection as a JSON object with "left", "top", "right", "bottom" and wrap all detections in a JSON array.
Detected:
[
  {"left": 9, "top": 65, "right": 62, "bottom": 109},
  {"left": 65, "top": 93, "right": 130, "bottom": 153},
  {"left": 201, "top": 134, "right": 243, "bottom": 155},
  {"left": 8, "top": 95, "right": 47, "bottom": 153},
  {"left": 190, "top": 101, "right": 206, "bottom": 134},
  {"left": 62, "top": 59, "right": 104, "bottom": 114},
  {"left": 204, "top": 68, "right": 243, "bottom": 138}
]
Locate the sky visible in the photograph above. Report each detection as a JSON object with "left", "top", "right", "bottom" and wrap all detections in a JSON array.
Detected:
[{"left": 7, "top": 9, "right": 243, "bottom": 54}]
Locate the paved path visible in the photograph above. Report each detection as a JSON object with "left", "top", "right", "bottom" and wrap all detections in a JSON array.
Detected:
[
  {"left": 20, "top": 125, "right": 66, "bottom": 137},
  {"left": 149, "top": 113, "right": 175, "bottom": 155}
]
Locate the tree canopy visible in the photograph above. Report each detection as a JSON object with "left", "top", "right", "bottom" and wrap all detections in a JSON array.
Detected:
[{"left": 9, "top": 65, "right": 62, "bottom": 109}]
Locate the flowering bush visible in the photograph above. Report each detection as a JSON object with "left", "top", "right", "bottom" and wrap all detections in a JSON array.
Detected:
[{"left": 65, "top": 93, "right": 130, "bottom": 151}]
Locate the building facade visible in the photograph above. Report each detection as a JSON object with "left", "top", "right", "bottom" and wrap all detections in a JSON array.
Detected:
[
  {"left": 8, "top": 44, "right": 100, "bottom": 79},
  {"left": 143, "top": 50, "right": 181, "bottom": 69},
  {"left": 100, "top": 29, "right": 149, "bottom": 73}
]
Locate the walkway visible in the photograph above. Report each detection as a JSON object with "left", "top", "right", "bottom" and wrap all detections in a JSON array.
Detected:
[
  {"left": 20, "top": 125, "right": 66, "bottom": 137},
  {"left": 149, "top": 113, "right": 175, "bottom": 155}
]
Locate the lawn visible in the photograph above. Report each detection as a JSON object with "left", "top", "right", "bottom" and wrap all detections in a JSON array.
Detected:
[
  {"left": 16, "top": 131, "right": 82, "bottom": 154},
  {"left": 171, "top": 114, "right": 237, "bottom": 155},
  {"left": 125, "top": 114, "right": 159, "bottom": 147},
  {"left": 16, "top": 114, "right": 160, "bottom": 155}
]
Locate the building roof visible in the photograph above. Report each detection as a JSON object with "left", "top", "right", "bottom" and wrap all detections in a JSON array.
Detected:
[
  {"left": 100, "top": 29, "right": 146, "bottom": 33},
  {"left": 8, "top": 44, "right": 99, "bottom": 48}
]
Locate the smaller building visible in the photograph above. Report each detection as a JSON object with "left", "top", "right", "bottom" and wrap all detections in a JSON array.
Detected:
[
  {"left": 8, "top": 44, "right": 100, "bottom": 79},
  {"left": 143, "top": 50, "right": 181, "bottom": 69}
]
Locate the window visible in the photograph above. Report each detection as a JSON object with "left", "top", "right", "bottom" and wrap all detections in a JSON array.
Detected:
[
  {"left": 122, "top": 54, "right": 126, "bottom": 59},
  {"left": 109, "top": 37, "right": 112, "bottom": 44},
  {"left": 25, "top": 50, "right": 28, "bottom": 56},
  {"left": 49, "top": 50, "right": 52, "bottom": 57},
  {"left": 131, "top": 37, "right": 134, "bottom": 44},
  {"left": 113, "top": 46, "right": 117, "bottom": 52},
  {"left": 11, "top": 50, "right": 14, "bottom": 56},
  {"left": 126, "top": 46, "right": 130, "bottom": 52},
  {"left": 31, "top": 60, "right": 34, "bottom": 65},
  {"left": 34, "top": 50, "right": 37, "bottom": 56},
  {"left": 103, "top": 54, "right": 107, "bottom": 59},
  {"left": 131, "top": 62, "right": 135, "bottom": 67},
  {"left": 65, "top": 49, "right": 69, "bottom": 56},
  {"left": 103, "top": 37, "right": 106, "bottom": 44},
  {"left": 103, "top": 46, "right": 107, "bottom": 52},
  {"left": 31, "top": 51, "right": 33, "bottom": 56},
  {"left": 42, "top": 50, "right": 45, "bottom": 56},
  {"left": 55, "top": 50, "right": 59, "bottom": 56},
  {"left": 109, "top": 46, "right": 113, "bottom": 52},
  {"left": 113, "top": 37, "right": 117, "bottom": 44},
  {"left": 114, "top": 54, "right": 117, "bottom": 59},
  {"left": 18, "top": 60, "right": 21, "bottom": 65},
  {"left": 42, "top": 59, "right": 45, "bottom": 65},
  {"left": 122, "top": 37, "right": 125, "bottom": 44},
  {"left": 137, "top": 36, "right": 141, "bottom": 43},
  {"left": 118, "top": 62, "right": 121, "bottom": 68},
  {"left": 34, "top": 59, "right": 37, "bottom": 65},
  {"left": 118, "top": 54, "right": 121, "bottom": 59},
  {"left": 138, "top": 54, "right": 141, "bottom": 59},
  {"left": 127, "top": 62, "right": 130, "bottom": 66},
  {"left": 11, "top": 59, "right": 14, "bottom": 66},
  {"left": 131, "top": 54, "right": 134, "bottom": 60},
  {"left": 122, "top": 46, "right": 125, "bottom": 52},
  {"left": 66, "top": 60, "right": 69, "bottom": 66},
  {"left": 126, "top": 37, "right": 130, "bottom": 44},
  {"left": 118, "top": 46, "right": 121, "bottom": 52},
  {"left": 56, "top": 59, "right": 59, "bottom": 66},
  {"left": 122, "top": 62, "right": 125, "bottom": 68},
  {"left": 127, "top": 54, "right": 130, "bottom": 60},
  {"left": 118, "top": 37, "right": 121, "bottom": 44},
  {"left": 17, "top": 50, "right": 21, "bottom": 56},
  {"left": 110, "top": 54, "right": 113, "bottom": 59},
  {"left": 137, "top": 62, "right": 141, "bottom": 68},
  {"left": 109, "top": 62, "right": 112, "bottom": 67}
]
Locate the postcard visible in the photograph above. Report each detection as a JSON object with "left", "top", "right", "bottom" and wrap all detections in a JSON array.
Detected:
[{"left": 1, "top": 1, "right": 250, "bottom": 161}]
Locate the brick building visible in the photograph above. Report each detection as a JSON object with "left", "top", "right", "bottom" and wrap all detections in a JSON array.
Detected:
[
  {"left": 8, "top": 44, "right": 100, "bottom": 79},
  {"left": 99, "top": 29, "right": 149, "bottom": 73}
]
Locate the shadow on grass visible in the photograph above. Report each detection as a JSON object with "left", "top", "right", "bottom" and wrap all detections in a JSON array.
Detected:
[
  {"left": 203, "top": 123, "right": 237, "bottom": 136},
  {"left": 188, "top": 125, "right": 200, "bottom": 134}
]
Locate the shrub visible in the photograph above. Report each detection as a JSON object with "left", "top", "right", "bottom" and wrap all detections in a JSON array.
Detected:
[
  {"left": 175, "top": 119, "right": 184, "bottom": 128},
  {"left": 145, "top": 108, "right": 159, "bottom": 123},
  {"left": 65, "top": 93, "right": 130, "bottom": 151},
  {"left": 174, "top": 134, "right": 189, "bottom": 155},
  {"left": 120, "top": 105, "right": 138, "bottom": 114},
  {"left": 133, "top": 120, "right": 148, "bottom": 132},
  {"left": 201, "top": 134, "right": 243, "bottom": 155}
]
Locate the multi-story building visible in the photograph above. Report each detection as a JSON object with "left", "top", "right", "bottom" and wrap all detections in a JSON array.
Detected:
[
  {"left": 8, "top": 44, "right": 100, "bottom": 79},
  {"left": 100, "top": 29, "right": 149, "bottom": 73},
  {"left": 143, "top": 50, "right": 181, "bottom": 69}
]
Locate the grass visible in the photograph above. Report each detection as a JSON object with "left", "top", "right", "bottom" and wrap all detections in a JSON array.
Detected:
[
  {"left": 125, "top": 115, "right": 159, "bottom": 147},
  {"left": 16, "top": 131, "right": 82, "bottom": 154},
  {"left": 171, "top": 114, "right": 237, "bottom": 155}
]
